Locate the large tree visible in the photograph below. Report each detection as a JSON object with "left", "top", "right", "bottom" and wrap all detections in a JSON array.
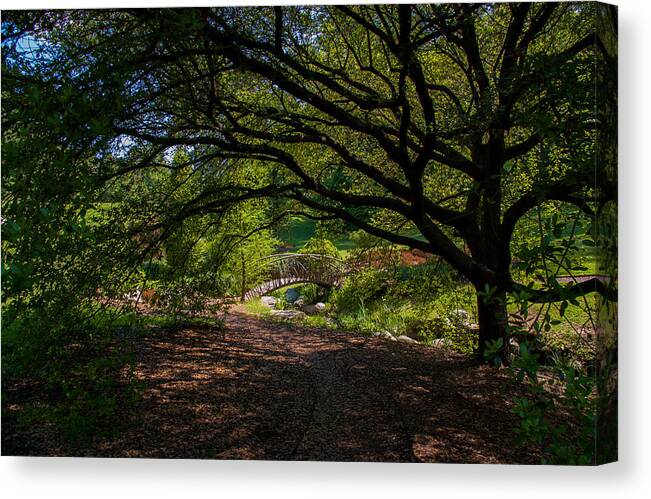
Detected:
[{"left": 2, "top": 3, "right": 616, "bottom": 355}]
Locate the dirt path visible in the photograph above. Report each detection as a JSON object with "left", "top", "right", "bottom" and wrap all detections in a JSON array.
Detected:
[{"left": 4, "top": 311, "right": 541, "bottom": 463}]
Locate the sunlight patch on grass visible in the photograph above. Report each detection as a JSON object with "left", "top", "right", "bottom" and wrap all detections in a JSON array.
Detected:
[{"left": 243, "top": 298, "right": 272, "bottom": 316}]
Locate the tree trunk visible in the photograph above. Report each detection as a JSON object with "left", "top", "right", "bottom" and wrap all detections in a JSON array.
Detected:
[
  {"left": 475, "top": 287, "right": 509, "bottom": 362},
  {"left": 240, "top": 248, "right": 247, "bottom": 303},
  {"left": 472, "top": 143, "right": 509, "bottom": 361}
]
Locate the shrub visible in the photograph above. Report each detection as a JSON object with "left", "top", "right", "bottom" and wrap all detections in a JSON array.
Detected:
[
  {"left": 2, "top": 305, "right": 142, "bottom": 443},
  {"left": 412, "top": 312, "right": 478, "bottom": 355},
  {"left": 507, "top": 343, "right": 597, "bottom": 465},
  {"left": 482, "top": 295, "right": 604, "bottom": 465},
  {"left": 331, "top": 268, "right": 388, "bottom": 314},
  {"left": 303, "top": 315, "right": 332, "bottom": 329},
  {"left": 299, "top": 235, "right": 340, "bottom": 258},
  {"left": 296, "top": 283, "right": 321, "bottom": 304},
  {"left": 388, "top": 260, "right": 451, "bottom": 301},
  {"left": 274, "top": 295, "right": 288, "bottom": 310}
]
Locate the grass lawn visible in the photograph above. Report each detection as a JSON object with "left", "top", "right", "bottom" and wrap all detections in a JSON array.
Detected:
[{"left": 277, "top": 216, "right": 355, "bottom": 251}]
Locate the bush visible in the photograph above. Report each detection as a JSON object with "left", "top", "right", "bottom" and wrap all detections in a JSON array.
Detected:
[
  {"left": 410, "top": 311, "right": 478, "bottom": 355},
  {"left": 388, "top": 260, "right": 451, "bottom": 301},
  {"left": 482, "top": 295, "right": 604, "bottom": 465},
  {"left": 274, "top": 295, "right": 288, "bottom": 310},
  {"left": 154, "top": 274, "right": 218, "bottom": 318},
  {"left": 298, "top": 235, "right": 340, "bottom": 258},
  {"left": 273, "top": 283, "right": 325, "bottom": 305},
  {"left": 331, "top": 268, "right": 388, "bottom": 313},
  {"left": 328, "top": 264, "right": 478, "bottom": 354},
  {"left": 296, "top": 283, "right": 321, "bottom": 304},
  {"left": 2, "top": 305, "right": 142, "bottom": 443},
  {"left": 303, "top": 315, "right": 332, "bottom": 329},
  {"left": 507, "top": 343, "right": 597, "bottom": 465}
]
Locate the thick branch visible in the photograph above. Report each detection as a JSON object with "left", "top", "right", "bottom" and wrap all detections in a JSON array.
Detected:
[
  {"left": 502, "top": 177, "right": 594, "bottom": 242},
  {"left": 510, "top": 277, "right": 616, "bottom": 303}
]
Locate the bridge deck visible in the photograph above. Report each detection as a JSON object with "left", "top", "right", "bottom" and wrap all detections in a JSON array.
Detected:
[{"left": 244, "top": 277, "right": 341, "bottom": 301}]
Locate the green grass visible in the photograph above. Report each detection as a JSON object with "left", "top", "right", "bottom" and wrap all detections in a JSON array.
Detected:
[
  {"left": 516, "top": 296, "right": 596, "bottom": 333},
  {"left": 278, "top": 216, "right": 315, "bottom": 248},
  {"left": 555, "top": 255, "right": 598, "bottom": 277},
  {"left": 333, "top": 239, "right": 356, "bottom": 251},
  {"left": 277, "top": 216, "right": 354, "bottom": 251},
  {"left": 243, "top": 298, "right": 272, "bottom": 316},
  {"left": 302, "top": 315, "right": 333, "bottom": 329}
]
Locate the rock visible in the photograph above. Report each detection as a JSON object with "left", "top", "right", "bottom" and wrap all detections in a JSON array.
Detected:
[
  {"left": 432, "top": 338, "right": 450, "bottom": 348},
  {"left": 397, "top": 335, "right": 419, "bottom": 344},
  {"left": 260, "top": 296, "right": 277, "bottom": 308},
  {"left": 270, "top": 309, "right": 306, "bottom": 320},
  {"left": 403, "top": 327, "right": 420, "bottom": 340},
  {"left": 379, "top": 331, "right": 397, "bottom": 341},
  {"left": 285, "top": 288, "right": 300, "bottom": 303},
  {"left": 301, "top": 304, "right": 317, "bottom": 315},
  {"left": 314, "top": 302, "right": 326, "bottom": 312},
  {"left": 294, "top": 297, "right": 305, "bottom": 307}
]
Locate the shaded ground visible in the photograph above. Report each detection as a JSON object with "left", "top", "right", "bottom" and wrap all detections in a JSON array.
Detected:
[{"left": 3, "top": 310, "right": 541, "bottom": 463}]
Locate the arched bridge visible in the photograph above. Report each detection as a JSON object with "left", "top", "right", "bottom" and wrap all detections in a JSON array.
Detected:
[{"left": 244, "top": 253, "right": 346, "bottom": 301}]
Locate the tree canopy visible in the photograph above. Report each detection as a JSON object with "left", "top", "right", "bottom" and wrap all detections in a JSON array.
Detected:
[{"left": 1, "top": 3, "right": 617, "bottom": 354}]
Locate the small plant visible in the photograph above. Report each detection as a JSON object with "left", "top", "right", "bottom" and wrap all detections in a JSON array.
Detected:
[
  {"left": 274, "top": 295, "right": 288, "bottom": 310},
  {"left": 2, "top": 305, "right": 143, "bottom": 444},
  {"left": 304, "top": 315, "right": 331, "bottom": 329},
  {"left": 296, "top": 283, "right": 320, "bottom": 304},
  {"left": 509, "top": 339, "right": 597, "bottom": 464}
]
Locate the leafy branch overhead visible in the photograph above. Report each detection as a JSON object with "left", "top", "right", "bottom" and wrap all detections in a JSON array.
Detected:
[{"left": 2, "top": 3, "right": 616, "bottom": 353}]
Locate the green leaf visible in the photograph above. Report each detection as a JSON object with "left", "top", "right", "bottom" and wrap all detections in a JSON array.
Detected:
[{"left": 559, "top": 301, "right": 568, "bottom": 317}]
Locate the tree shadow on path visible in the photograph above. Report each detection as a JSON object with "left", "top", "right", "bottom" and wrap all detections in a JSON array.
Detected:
[{"left": 4, "top": 311, "right": 541, "bottom": 463}]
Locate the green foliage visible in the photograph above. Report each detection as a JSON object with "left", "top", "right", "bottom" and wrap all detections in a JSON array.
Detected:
[
  {"left": 296, "top": 283, "right": 321, "bottom": 304},
  {"left": 277, "top": 216, "right": 317, "bottom": 249},
  {"left": 2, "top": 305, "right": 142, "bottom": 443},
  {"left": 510, "top": 342, "right": 597, "bottom": 465},
  {"left": 408, "top": 312, "right": 478, "bottom": 355},
  {"left": 387, "top": 260, "right": 451, "bottom": 301},
  {"left": 349, "top": 230, "right": 388, "bottom": 252},
  {"left": 326, "top": 262, "right": 481, "bottom": 354},
  {"left": 274, "top": 295, "right": 289, "bottom": 311},
  {"left": 334, "top": 300, "right": 414, "bottom": 337},
  {"left": 243, "top": 298, "right": 272, "bottom": 316},
  {"left": 298, "top": 234, "right": 340, "bottom": 258},
  {"left": 154, "top": 275, "right": 222, "bottom": 319},
  {"left": 277, "top": 283, "right": 324, "bottom": 305},
  {"left": 303, "top": 314, "right": 332, "bottom": 329},
  {"left": 332, "top": 268, "right": 388, "bottom": 314},
  {"left": 495, "top": 285, "right": 602, "bottom": 464},
  {"left": 220, "top": 204, "right": 281, "bottom": 299}
]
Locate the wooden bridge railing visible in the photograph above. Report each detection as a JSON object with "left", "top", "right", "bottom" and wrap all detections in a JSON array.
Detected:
[{"left": 243, "top": 253, "right": 346, "bottom": 300}]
